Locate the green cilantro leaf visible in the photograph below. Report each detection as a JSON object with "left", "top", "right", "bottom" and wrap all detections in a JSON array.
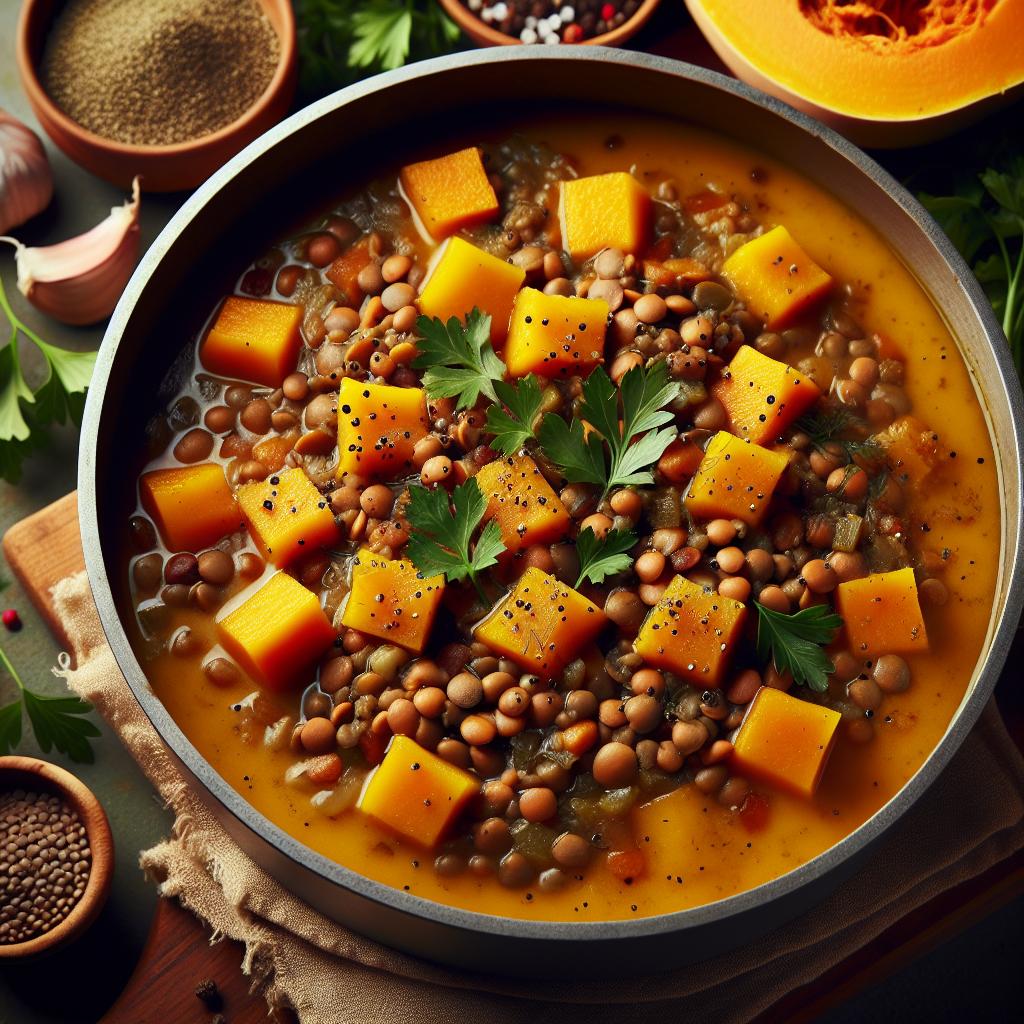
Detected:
[
  {"left": 539, "top": 362, "right": 679, "bottom": 498},
  {"left": 0, "top": 279, "right": 97, "bottom": 483},
  {"left": 754, "top": 602, "right": 843, "bottom": 693},
  {"left": 0, "top": 644, "right": 99, "bottom": 763},
  {"left": 485, "top": 375, "right": 545, "bottom": 455},
  {"left": 574, "top": 527, "right": 636, "bottom": 589},
  {"left": 536, "top": 414, "right": 607, "bottom": 488},
  {"left": 406, "top": 478, "right": 505, "bottom": 600},
  {"left": 349, "top": 1, "right": 412, "bottom": 70},
  {"left": 413, "top": 309, "right": 506, "bottom": 410}
]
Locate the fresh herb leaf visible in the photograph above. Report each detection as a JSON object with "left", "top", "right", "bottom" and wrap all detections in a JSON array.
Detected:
[
  {"left": 485, "top": 375, "right": 545, "bottom": 455},
  {"left": 919, "top": 151, "right": 1024, "bottom": 379},
  {"left": 0, "top": 644, "right": 99, "bottom": 763},
  {"left": 754, "top": 602, "right": 843, "bottom": 693},
  {"left": 536, "top": 414, "right": 607, "bottom": 488},
  {"left": 413, "top": 309, "right": 505, "bottom": 410},
  {"left": 295, "top": 0, "right": 462, "bottom": 99},
  {"left": 574, "top": 527, "right": 636, "bottom": 589},
  {"left": 539, "top": 362, "right": 679, "bottom": 498},
  {"left": 796, "top": 407, "right": 882, "bottom": 462},
  {"left": 0, "top": 279, "right": 97, "bottom": 483},
  {"left": 405, "top": 478, "right": 505, "bottom": 601}
]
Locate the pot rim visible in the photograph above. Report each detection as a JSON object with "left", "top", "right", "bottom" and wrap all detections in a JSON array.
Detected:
[{"left": 79, "top": 46, "right": 1024, "bottom": 944}]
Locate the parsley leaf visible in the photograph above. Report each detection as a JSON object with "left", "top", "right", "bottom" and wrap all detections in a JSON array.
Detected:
[
  {"left": 0, "top": 279, "right": 97, "bottom": 483},
  {"left": 919, "top": 151, "right": 1024, "bottom": 379},
  {"left": 406, "top": 478, "right": 505, "bottom": 601},
  {"left": 539, "top": 362, "right": 680, "bottom": 498},
  {"left": 0, "top": 644, "right": 99, "bottom": 763},
  {"left": 485, "top": 375, "right": 545, "bottom": 455},
  {"left": 574, "top": 527, "right": 636, "bottom": 589},
  {"left": 413, "top": 309, "right": 505, "bottom": 410},
  {"left": 754, "top": 602, "right": 843, "bottom": 693},
  {"left": 349, "top": 1, "right": 413, "bottom": 70}
]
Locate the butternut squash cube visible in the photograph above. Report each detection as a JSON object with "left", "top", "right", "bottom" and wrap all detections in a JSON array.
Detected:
[
  {"left": 731, "top": 686, "right": 841, "bottom": 799},
  {"left": 474, "top": 567, "right": 606, "bottom": 677},
  {"left": 200, "top": 296, "right": 304, "bottom": 387},
  {"left": 835, "top": 567, "right": 929, "bottom": 658},
  {"left": 341, "top": 549, "right": 445, "bottom": 653},
  {"left": 237, "top": 467, "right": 339, "bottom": 567},
  {"left": 634, "top": 575, "right": 747, "bottom": 687},
  {"left": 417, "top": 237, "right": 525, "bottom": 345},
  {"left": 325, "top": 237, "right": 371, "bottom": 305},
  {"left": 476, "top": 452, "right": 571, "bottom": 553},
  {"left": 876, "top": 415, "right": 942, "bottom": 488},
  {"left": 216, "top": 572, "right": 336, "bottom": 690},
  {"left": 503, "top": 288, "right": 608, "bottom": 379},
  {"left": 399, "top": 147, "right": 499, "bottom": 242},
  {"left": 685, "top": 431, "right": 790, "bottom": 526},
  {"left": 140, "top": 463, "right": 240, "bottom": 553},
  {"left": 559, "top": 172, "right": 651, "bottom": 261},
  {"left": 358, "top": 735, "right": 478, "bottom": 847},
  {"left": 712, "top": 344, "right": 821, "bottom": 445},
  {"left": 336, "top": 378, "right": 428, "bottom": 479},
  {"left": 722, "top": 226, "right": 832, "bottom": 329}
]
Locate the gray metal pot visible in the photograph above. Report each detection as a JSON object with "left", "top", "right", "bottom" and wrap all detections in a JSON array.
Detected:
[{"left": 78, "top": 48, "right": 1024, "bottom": 976}]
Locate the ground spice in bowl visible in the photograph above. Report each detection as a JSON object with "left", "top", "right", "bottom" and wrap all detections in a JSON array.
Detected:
[
  {"left": 0, "top": 788, "right": 92, "bottom": 946},
  {"left": 40, "top": 0, "right": 281, "bottom": 147}
]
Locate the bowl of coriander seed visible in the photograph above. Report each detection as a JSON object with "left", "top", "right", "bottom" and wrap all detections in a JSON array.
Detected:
[{"left": 0, "top": 756, "right": 114, "bottom": 959}]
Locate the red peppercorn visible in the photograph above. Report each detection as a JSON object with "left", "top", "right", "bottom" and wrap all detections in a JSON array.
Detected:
[
  {"left": 2, "top": 609, "right": 22, "bottom": 632},
  {"left": 563, "top": 22, "right": 584, "bottom": 43},
  {"left": 601, "top": 3, "right": 616, "bottom": 20}
]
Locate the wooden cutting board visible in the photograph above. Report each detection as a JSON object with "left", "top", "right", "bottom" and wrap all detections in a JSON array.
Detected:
[{"left": 4, "top": 492, "right": 1023, "bottom": 1024}]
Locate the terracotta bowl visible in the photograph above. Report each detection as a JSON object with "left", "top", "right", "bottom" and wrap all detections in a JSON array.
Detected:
[
  {"left": 0, "top": 756, "right": 114, "bottom": 959},
  {"left": 15, "top": 0, "right": 297, "bottom": 192},
  {"left": 439, "top": 0, "right": 662, "bottom": 47}
]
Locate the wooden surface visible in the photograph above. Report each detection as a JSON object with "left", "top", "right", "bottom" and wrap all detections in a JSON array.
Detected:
[{"left": 5, "top": 490, "right": 1024, "bottom": 1022}]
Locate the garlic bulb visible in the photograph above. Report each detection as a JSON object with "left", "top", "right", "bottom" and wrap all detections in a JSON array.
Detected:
[
  {"left": 0, "top": 109, "right": 53, "bottom": 235},
  {"left": 0, "top": 177, "right": 141, "bottom": 326}
]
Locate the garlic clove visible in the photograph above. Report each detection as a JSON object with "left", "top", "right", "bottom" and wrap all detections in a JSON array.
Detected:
[
  {"left": 0, "top": 109, "right": 54, "bottom": 235},
  {"left": 0, "top": 177, "right": 141, "bottom": 326}
]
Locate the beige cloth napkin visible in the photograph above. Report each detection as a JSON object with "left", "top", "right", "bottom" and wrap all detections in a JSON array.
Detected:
[{"left": 52, "top": 570, "right": 1024, "bottom": 1024}]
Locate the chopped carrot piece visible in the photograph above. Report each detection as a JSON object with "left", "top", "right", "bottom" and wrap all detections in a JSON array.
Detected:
[
  {"left": 685, "top": 431, "right": 791, "bottom": 526},
  {"left": 634, "top": 575, "right": 747, "bottom": 687},
  {"left": 340, "top": 548, "right": 445, "bottom": 653},
  {"left": 252, "top": 433, "right": 297, "bottom": 473},
  {"left": 560, "top": 719, "right": 599, "bottom": 756},
  {"left": 731, "top": 686, "right": 841, "bottom": 799},
  {"left": 305, "top": 753, "right": 344, "bottom": 786},
  {"left": 358, "top": 735, "right": 479, "bottom": 847},
  {"left": 559, "top": 172, "right": 651, "bottom": 261},
  {"left": 140, "top": 463, "right": 240, "bottom": 553},
  {"left": 722, "top": 226, "right": 833, "bottom": 329},
  {"left": 476, "top": 452, "right": 571, "bottom": 553},
  {"left": 606, "top": 848, "right": 646, "bottom": 881},
  {"left": 713, "top": 345, "right": 821, "bottom": 445},
  {"left": 502, "top": 287, "right": 608, "bottom": 378},
  {"left": 200, "top": 296, "right": 304, "bottom": 387},
  {"left": 399, "top": 147, "right": 499, "bottom": 242},
  {"left": 417, "top": 236, "right": 525, "bottom": 344},
  {"left": 325, "top": 237, "right": 371, "bottom": 304},
  {"left": 237, "top": 467, "right": 339, "bottom": 567},
  {"left": 835, "top": 567, "right": 929, "bottom": 657},
  {"left": 216, "top": 572, "right": 336, "bottom": 690},
  {"left": 474, "top": 567, "right": 607, "bottom": 677},
  {"left": 336, "top": 378, "right": 428, "bottom": 479}
]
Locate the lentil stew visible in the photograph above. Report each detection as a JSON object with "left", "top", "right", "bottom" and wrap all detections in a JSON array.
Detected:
[{"left": 121, "top": 114, "right": 999, "bottom": 922}]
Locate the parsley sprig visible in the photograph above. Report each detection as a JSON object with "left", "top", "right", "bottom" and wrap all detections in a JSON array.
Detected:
[
  {"left": 538, "top": 361, "right": 680, "bottom": 499},
  {"left": 485, "top": 375, "right": 545, "bottom": 456},
  {"left": 0, "top": 279, "right": 97, "bottom": 482},
  {"left": 920, "top": 153, "right": 1024, "bottom": 378},
  {"left": 405, "top": 478, "right": 505, "bottom": 601},
  {"left": 0, "top": 644, "right": 100, "bottom": 763},
  {"left": 413, "top": 309, "right": 505, "bottom": 411},
  {"left": 574, "top": 528, "right": 636, "bottom": 589},
  {"left": 754, "top": 602, "right": 844, "bottom": 693}
]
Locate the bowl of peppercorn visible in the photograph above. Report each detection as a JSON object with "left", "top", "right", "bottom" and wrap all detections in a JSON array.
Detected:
[
  {"left": 0, "top": 756, "right": 114, "bottom": 959},
  {"left": 15, "top": 0, "right": 298, "bottom": 192},
  {"left": 438, "top": 0, "right": 661, "bottom": 47}
]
